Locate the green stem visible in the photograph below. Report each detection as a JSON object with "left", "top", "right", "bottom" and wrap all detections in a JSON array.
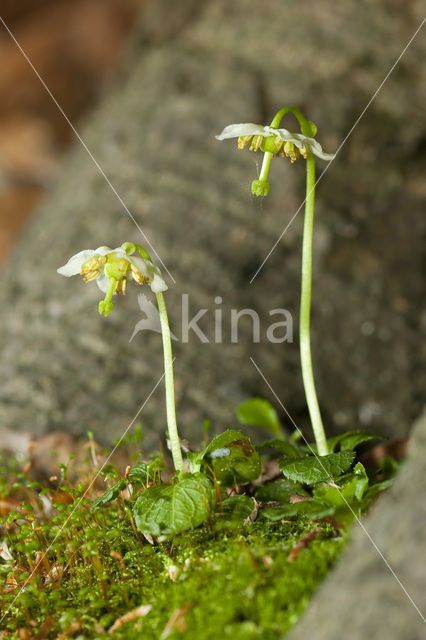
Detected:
[
  {"left": 270, "top": 106, "right": 312, "bottom": 135},
  {"left": 259, "top": 151, "right": 272, "bottom": 181},
  {"left": 155, "top": 291, "right": 184, "bottom": 475},
  {"left": 300, "top": 152, "right": 328, "bottom": 455}
]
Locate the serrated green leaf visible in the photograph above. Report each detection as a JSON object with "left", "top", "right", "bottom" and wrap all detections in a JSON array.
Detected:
[
  {"left": 219, "top": 495, "right": 255, "bottom": 525},
  {"left": 327, "top": 430, "right": 384, "bottom": 452},
  {"left": 236, "top": 398, "right": 283, "bottom": 438},
  {"left": 133, "top": 475, "right": 214, "bottom": 536},
  {"left": 279, "top": 450, "right": 355, "bottom": 484},
  {"left": 202, "top": 429, "right": 248, "bottom": 458},
  {"left": 92, "top": 479, "right": 126, "bottom": 510},
  {"left": 128, "top": 462, "right": 149, "bottom": 487},
  {"left": 209, "top": 444, "right": 261, "bottom": 486},
  {"left": 255, "top": 479, "right": 308, "bottom": 503},
  {"left": 257, "top": 439, "right": 301, "bottom": 458},
  {"left": 261, "top": 499, "right": 334, "bottom": 521}
]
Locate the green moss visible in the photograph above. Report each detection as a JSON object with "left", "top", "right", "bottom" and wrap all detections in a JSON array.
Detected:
[{"left": 1, "top": 497, "right": 344, "bottom": 639}]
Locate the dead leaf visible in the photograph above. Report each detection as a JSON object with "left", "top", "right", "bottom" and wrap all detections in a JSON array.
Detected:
[
  {"left": 0, "top": 541, "right": 13, "bottom": 562},
  {"left": 161, "top": 603, "right": 194, "bottom": 639},
  {"left": 243, "top": 497, "right": 259, "bottom": 525},
  {"left": 2, "top": 575, "right": 18, "bottom": 593},
  {"left": 289, "top": 494, "right": 312, "bottom": 504},
  {"left": 54, "top": 621, "right": 80, "bottom": 640},
  {"left": 108, "top": 604, "right": 152, "bottom": 633},
  {"left": 288, "top": 527, "right": 320, "bottom": 561}
]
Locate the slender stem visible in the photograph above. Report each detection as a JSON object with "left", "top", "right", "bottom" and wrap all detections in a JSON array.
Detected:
[
  {"left": 259, "top": 151, "right": 272, "bottom": 181},
  {"left": 155, "top": 291, "right": 184, "bottom": 474},
  {"left": 270, "top": 105, "right": 310, "bottom": 132},
  {"left": 300, "top": 153, "right": 328, "bottom": 455}
]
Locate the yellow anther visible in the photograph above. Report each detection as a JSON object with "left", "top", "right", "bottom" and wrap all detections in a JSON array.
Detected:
[
  {"left": 272, "top": 136, "right": 283, "bottom": 154},
  {"left": 131, "top": 264, "right": 144, "bottom": 285},
  {"left": 83, "top": 269, "right": 100, "bottom": 282},
  {"left": 249, "top": 135, "right": 263, "bottom": 152},
  {"left": 238, "top": 135, "right": 253, "bottom": 150},
  {"left": 300, "top": 145, "right": 308, "bottom": 159},
  {"left": 122, "top": 277, "right": 127, "bottom": 295},
  {"left": 117, "top": 259, "right": 128, "bottom": 275}
]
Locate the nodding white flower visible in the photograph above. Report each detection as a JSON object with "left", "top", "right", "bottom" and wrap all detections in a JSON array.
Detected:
[
  {"left": 57, "top": 244, "right": 167, "bottom": 316},
  {"left": 216, "top": 123, "right": 335, "bottom": 161}
]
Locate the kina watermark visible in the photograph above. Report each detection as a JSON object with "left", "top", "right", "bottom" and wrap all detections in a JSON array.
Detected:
[{"left": 130, "top": 293, "right": 293, "bottom": 344}]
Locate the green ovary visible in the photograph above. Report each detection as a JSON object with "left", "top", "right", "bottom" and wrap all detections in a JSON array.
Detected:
[{"left": 104, "top": 253, "right": 130, "bottom": 280}]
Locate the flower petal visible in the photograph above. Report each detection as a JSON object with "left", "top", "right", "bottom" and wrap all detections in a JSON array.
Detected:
[
  {"left": 149, "top": 271, "right": 168, "bottom": 293},
  {"left": 57, "top": 250, "right": 96, "bottom": 276},
  {"left": 265, "top": 127, "right": 304, "bottom": 148},
  {"left": 94, "top": 245, "right": 114, "bottom": 257},
  {"left": 216, "top": 123, "right": 267, "bottom": 140},
  {"left": 266, "top": 128, "right": 335, "bottom": 160},
  {"left": 304, "top": 138, "right": 335, "bottom": 161},
  {"left": 128, "top": 254, "right": 168, "bottom": 293},
  {"left": 96, "top": 273, "right": 111, "bottom": 293}
]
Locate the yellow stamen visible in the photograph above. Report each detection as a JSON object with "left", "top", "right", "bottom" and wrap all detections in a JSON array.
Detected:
[
  {"left": 83, "top": 269, "right": 100, "bottom": 282},
  {"left": 272, "top": 136, "right": 283, "bottom": 154},
  {"left": 249, "top": 135, "right": 263, "bottom": 152},
  {"left": 238, "top": 135, "right": 253, "bottom": 150},
  {"left": 131, "top": 264, "right": 145, "bottom": 285}
]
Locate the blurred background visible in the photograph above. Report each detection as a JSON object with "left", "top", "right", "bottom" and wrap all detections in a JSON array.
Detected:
[
  {"left": 0, "top": 0, "right": 144, "bottom": 261},
  {"left": 0, "top": 0, "right": 424, "bottom": 454}
]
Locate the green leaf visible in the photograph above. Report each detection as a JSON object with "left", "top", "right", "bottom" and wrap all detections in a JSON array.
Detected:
[
  {"left": 133, "top": 475, "right": 214, "bottom": 536},
  {"left": 219, "top": 495, "right": 255, "bottom": 525},
  {"left": 361, "top": 478, "right": 393, "bottom": 506},
  {"left": 255, "top": 479, "right": 308, "bottom": 504},
  {"left": 327, "top": 430, "right": 384, "bottom": 452},
  {"left": 92, "top": 479, "right": 126, "bottom": 510},
  {"left": 208, "top": 440, "right": 261, "bottom": 486},
  {"left": 279, "top": 450, "right": 355, "bottom": 484},
  {"left": 202, "top": 429, "right": 249, "bottom": 458},
  {"left": 353, "top": 462, "right": 369, "bottom": 500},
  {"left": 257, "top": 439, "right": 301, "bottom": 458},
  {"left": 187, "top": 451, "right": 203, "bottom": 473},
  {"left": 128, "top": 462, "right": 149, "bottom": 487},
  {"left": 262, "top": 499, "right": 334, "bottom": 521},
  {"left": 236, "top": 398, "right": 282, "bottom": 438}
]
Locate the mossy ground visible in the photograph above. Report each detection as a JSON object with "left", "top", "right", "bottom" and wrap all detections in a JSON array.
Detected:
[{"left": 0, "top": 449, "right": 345, "bottom": 640}]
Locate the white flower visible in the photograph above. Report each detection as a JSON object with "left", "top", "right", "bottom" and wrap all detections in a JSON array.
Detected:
[
  {"left": 216, "top": 123, "right": 335, "bottom": 161},
  {"left": 57, "top": 245, "right": 168, "bottom": 294}
]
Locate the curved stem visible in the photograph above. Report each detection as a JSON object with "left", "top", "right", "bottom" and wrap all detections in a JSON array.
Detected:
[
  {"left": 270, "top": 106, "right": 311, "bottom": 133},
  {"left": 156, "top": 292, "right": 184, "bottom": 475},
  {"left": 300, "top": 153, "right": 328, "bottom": 455}
]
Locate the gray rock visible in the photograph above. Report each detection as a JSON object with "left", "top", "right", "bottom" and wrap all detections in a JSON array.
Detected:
[
  {"left": 0, "top": 0, "right": 424, "bottom": 448},
  {"left": 287, "top": 407, "right": 426, "bottom": 640}
]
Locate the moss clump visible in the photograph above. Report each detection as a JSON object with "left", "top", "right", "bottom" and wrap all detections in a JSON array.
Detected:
[{"left": 1, "top": 491, "right": 344, "bottom": 639}]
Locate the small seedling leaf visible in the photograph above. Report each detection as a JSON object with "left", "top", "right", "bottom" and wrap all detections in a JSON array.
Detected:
[
  {"left": 327, "top": 430, "right": 384, "bottom": 452},
  {"left": 262, "top": 499, "right": 334, "bottom": 521},
  {"left": 92, "top": 479, "right": 127, "bottom": 510},
  {"left": 255, "top": 479, "right": 308, "bottom": 503},
  {"left": 236, "top": 398, "right": 282, "bottom": 437},
  {"left": 219, "top": 495, "right": 256, "bottom": 526},
  {"left": 279, "top": 450, "right": 355, "bottom": 484},
  {"left": 133, "top": 475, "right": 214, "bottom": 536},
  {"left": 257, "top": 439, "right": 301, "bottom": 458}
]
